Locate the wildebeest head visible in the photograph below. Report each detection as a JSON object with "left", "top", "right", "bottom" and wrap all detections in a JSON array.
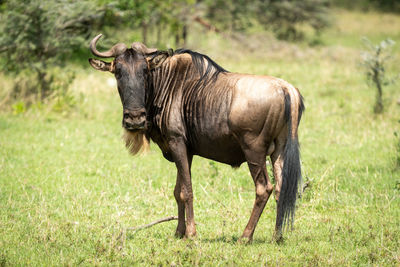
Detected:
[{"left": 88, "top": 34, "right": 156, "bottom": 132}]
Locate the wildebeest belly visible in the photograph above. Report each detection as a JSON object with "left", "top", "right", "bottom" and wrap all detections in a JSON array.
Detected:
[{"left": 189, "top": 130, "right": 246, "bottom": 167}]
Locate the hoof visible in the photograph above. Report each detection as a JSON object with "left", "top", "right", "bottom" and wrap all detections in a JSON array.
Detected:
[
  {"left": 273, "top": 231, "right": 283, "bottom": 243},
  {"left": 185, "top": 230, "right": 197, "bottom": 239},
  {"left": 238, "top": 236, "right": 252, "bottom": 244},
  {"left": 184, "top": 224, "right": 196, "bottom": 239},
  {"left": 175, "top": 230, "right": 185, "bottom": 239},
  {"left": 175, "top": 226, "right": 186, "bottom": 239}
]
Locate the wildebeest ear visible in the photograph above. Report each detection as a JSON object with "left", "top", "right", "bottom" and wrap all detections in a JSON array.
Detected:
[
  {"left": 88, "top": 58, "right": 113, "bottom": 72},
  {"left": 148, "top": 54, "right": 168, "bottom": 69}
]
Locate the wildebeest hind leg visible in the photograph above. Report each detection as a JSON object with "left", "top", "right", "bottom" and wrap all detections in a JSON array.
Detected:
[
  {"left": 271, "top": 135, "right": 286, "bottom": 202},
  {"left": 240, "top": 150, "right": 273, "bottom": 242}
]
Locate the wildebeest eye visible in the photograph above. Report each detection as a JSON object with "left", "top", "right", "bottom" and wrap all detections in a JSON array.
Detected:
[
  {"left": 114, "top": 64, "right": 123, "bottom": 78},
  {"left": 114, "top": 63, "right": 122, "bottom": 72}
]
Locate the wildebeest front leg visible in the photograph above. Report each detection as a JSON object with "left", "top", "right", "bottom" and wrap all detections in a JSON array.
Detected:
[
  {"left": 240, "top": 153, "right": 273, "bottom": 242},
  {"left": 169, "top": 139, "right": 196, "bottom": 238},
  {"left": 174, "top": 175, "right": 186, "bottom": 237}
]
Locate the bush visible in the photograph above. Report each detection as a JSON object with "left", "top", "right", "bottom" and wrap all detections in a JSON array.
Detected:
[
  {"left": 361, "top": 38, "right": 397, "bottom": 114},
  {"left": 0, "top": 0, "right": 104, "bottom": 108}
]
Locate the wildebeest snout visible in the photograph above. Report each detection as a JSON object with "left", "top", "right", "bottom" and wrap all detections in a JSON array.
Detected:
[{"left": 123, "top": 108, "right": 146, "bottom": 131}]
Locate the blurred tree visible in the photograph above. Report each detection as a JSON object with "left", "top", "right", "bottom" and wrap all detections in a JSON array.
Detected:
[
  {"left": 91, "top": 0, "right": 332, "bottom": 47},
  {"left": 256, "top": 0, "right": 331, "bottom": 41},
  {"left": 204, "top": 0, "right": 254, "bottom": 32},
  {"left": 0, "top": 0, "right": 105, "bottom": 102},
  {"left": 332, "top": 0, "right": 400, "bottom": 12},
  {"left": 112, "top": 0, "right": 159, "bottom": 44},
  {"left": 370, "top": 0, "right": 400, "bottom": 12},
  {"left": 99, "top": 0, "right": 196, "bottom": 47}
]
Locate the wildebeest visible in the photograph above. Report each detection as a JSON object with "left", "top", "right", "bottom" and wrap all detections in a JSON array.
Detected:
[{"left": 88, "top": 34, "right": 304, "bottom": 242}]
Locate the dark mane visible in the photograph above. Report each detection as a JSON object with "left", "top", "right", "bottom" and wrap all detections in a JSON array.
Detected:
[
  {"left": 174, "top": 49, "right": 228, "bottom": 81},
  {"left": 147, "top": 48, "right": 232, "bottom": 138},
  {"left": 149, "top": 48, "right": 229, "bottom": 83}
]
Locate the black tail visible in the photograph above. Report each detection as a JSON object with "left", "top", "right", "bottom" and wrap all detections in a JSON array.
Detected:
[{"left": 275, "top": 92, "right": 304, "bottom": 239}]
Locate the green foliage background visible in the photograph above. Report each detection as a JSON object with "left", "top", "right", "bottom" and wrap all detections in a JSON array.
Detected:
[{"left": 0, "top": 1, "right": 400, "bottom": 266}]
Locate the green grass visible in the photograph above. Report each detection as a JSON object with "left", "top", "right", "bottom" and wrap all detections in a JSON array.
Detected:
[{"left": 1, "top": 9, "right": 400, "bottom": 266}]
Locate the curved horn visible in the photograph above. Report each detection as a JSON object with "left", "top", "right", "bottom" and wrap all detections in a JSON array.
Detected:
[
  {"left": 131, "top": 42, "right": 157, "bottom": 54},
  {"left": 90, "top": 34, "right": 127, "bottom": 58}
]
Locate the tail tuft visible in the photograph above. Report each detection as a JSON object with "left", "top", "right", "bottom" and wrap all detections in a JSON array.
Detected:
[
  {"left": 275, "top": 92, "right": 303, "bottom": 238},
  {"left": 277, "top": 136, "right": 301, "bottom": 231}
]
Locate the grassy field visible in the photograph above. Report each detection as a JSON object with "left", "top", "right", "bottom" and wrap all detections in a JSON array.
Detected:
[{"left": 1, "top": 9, "right": 400, "bottom": 266}]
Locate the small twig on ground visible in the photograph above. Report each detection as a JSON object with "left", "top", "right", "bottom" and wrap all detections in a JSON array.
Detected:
[{"left": 126, "top": 216, "right": 178, "bottom": 233}]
